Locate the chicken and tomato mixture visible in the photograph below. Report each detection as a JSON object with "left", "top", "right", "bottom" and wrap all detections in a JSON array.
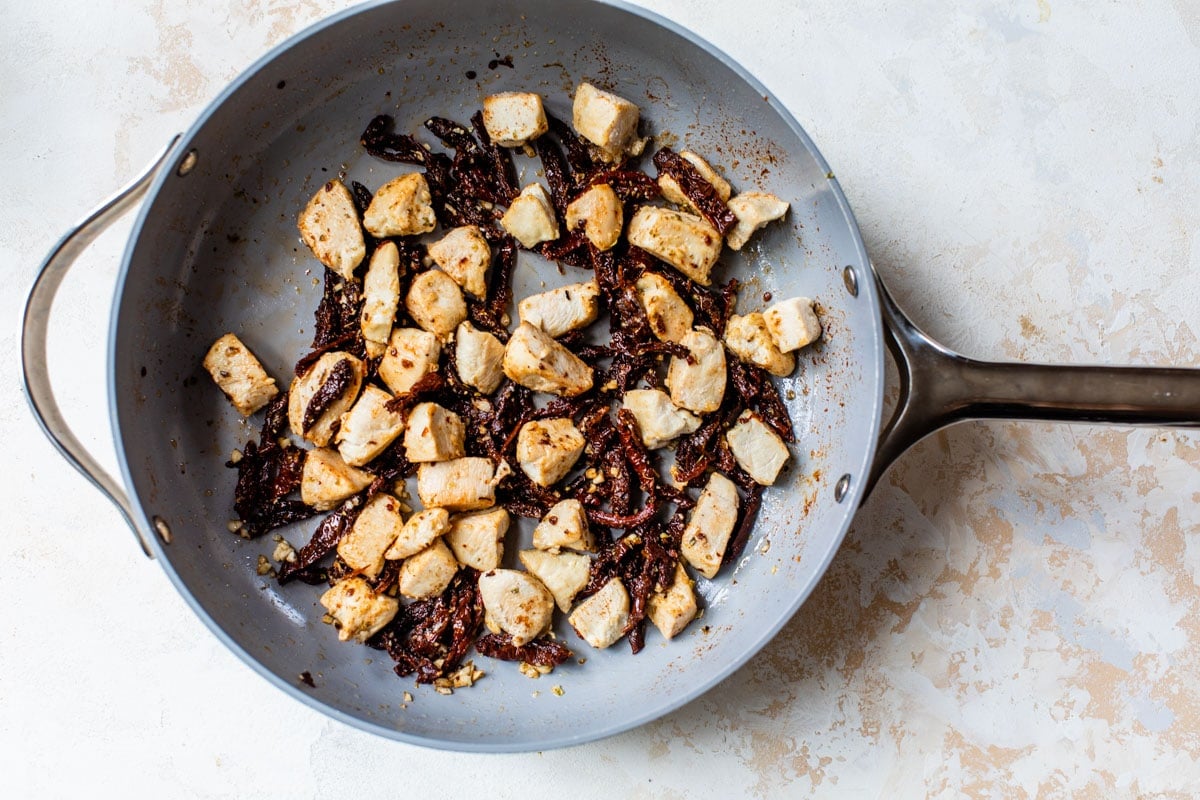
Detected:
[{"left": 203, "top": 82, "right": 822, "bottom": 690}]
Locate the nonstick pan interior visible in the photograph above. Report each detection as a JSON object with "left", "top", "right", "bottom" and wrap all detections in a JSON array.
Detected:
[{"left": 110, "top": 0, "right": 884, "bottom": 750}]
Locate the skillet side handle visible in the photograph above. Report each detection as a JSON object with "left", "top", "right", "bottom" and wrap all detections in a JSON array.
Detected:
[
  {"left": 21, "top": 136, "right": 182, "bottom": 559},
  {"left": 865, "top": 266, "right": 1200, "bottom": 499}
]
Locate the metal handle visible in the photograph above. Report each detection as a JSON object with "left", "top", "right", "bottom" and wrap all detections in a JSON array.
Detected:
[
  {"left": 21, "top": 136, "right": 181, "bottom": 558},
  {"left": 866, "top": 263, "right": 1200, "bottom": 496}
]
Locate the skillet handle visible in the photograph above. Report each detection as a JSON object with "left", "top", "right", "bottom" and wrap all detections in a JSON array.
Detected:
[
  {"left": 865, "top": 264, "right": 1200, "bottom": 497},
  {"left": 21, "top": 136, "right": 182, "bottom": 558}
]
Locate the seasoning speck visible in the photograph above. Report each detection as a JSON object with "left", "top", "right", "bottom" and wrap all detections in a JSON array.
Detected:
[{"left": 299, "top": 671, "right": 315, "bottom": 687}]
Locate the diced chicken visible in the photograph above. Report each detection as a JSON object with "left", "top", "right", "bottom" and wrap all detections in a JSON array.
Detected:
[
  {"left": 622, "top": 388, "right": 701, "bottom": 449},
  {"left": 725, "top": 410, "right": 790, "bottom": 486},
  {"left": 572, "top": 82, "right": 640, "bottom": 162},
  {"left": 406, "top": 269, "right": 467, "bottom": 340},
  {"left": 657, "top": 151, "right": 732, "bottom": 213},
  {"left": 454, "top": 321, "right": 506, "bottom": 395},
  {"left": 288, "top": 352, "right": 365, "bottom": 446},
  {"left": 337, "top": 493, "right": 404, "bottom": 578},
  {"left": 665, "top": 327, "right": 726, "bottom": 414},
  {"left": 482, "top": 91, "right": 549, "bottom": 147},
  {"left": 203, "top": 333, "right": 278, "bottom": 416},
  {"left": 297, "top": 179, "right": 366, "bottom": 281},
  {"left": 478, "top": 569, "right": 555, "bottom": 647},
  {"left": 647, "top": 563, "right": 698, "bottom": 640},
  {"left": 763, "top": 296, "right": 822, "bottom": 352},
  {"left": 518, "top": 281, "right": 600, "bottom": 338},
  {"left": 680, "top": 472, "right": 740, "bottom": 579},
  {"left": 516, "top": 418, "right": 586, "bottom": 487},
  {"left": 403, "top": 402, "right": 465, "bottom": 463},
  {"left": 446, "top": 507, "right": 510, "bottom": 571},
  {"left": 398, "top": 539, "right": 459, "bottom": 599},
  {"left": 320, "top": 577, "right": 399, "bottom": 643},
  {"left": 427, "top": 225, "right": 491, "bottom": 299},
  {"left": 724, "top": 312, "right": 795, "bottom": 377},
  {"left": 532, "top": 499, "right": 596, "bottom": 553},
  {"left": 519, "top": 549, "right": 590, "bottom": 612},
  {"left": 725, "top": 192, "right": 789, "bottom": 250},
  {"left": 634, "top": 272, "right": 693, "bottom": 344},
  {"left": 568, "top": 578, "right": 630, "bottom": 649},
  {"left": 300, "top": 448, "right": 373, "bottom": 511},
  {"left": 626, "top": 206, "right": 722, "bottom": 286},
  {"left": 565, "top": 184, "right": 623, "bottom": 250},
  {"left": 501, "top": 183, "right": 559, "bottom": 248},
  {"left": 378, "top": 328, "right": 441, "bottom": 396},
  {"left": 384, "top": 507, "right": 451, "bottom": 560},
  {"left": 336, "top": 385, "right": 405, "bottom": 467},
  {"left": 417, "top": 457, "right": 502, "bottom": 511},
  {"left": 502, "top": 322, "right": 594, "bottom": 397},
  {"left": 363, "top": 172, "right": 437, "bottom": 238},
  {"left": 359, "top": 242, "right": 400, "bottom": 357}
]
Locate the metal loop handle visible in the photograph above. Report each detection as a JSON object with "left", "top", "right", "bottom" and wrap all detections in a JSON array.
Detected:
[
  {"left": 21, "top": 136, "right": 181, "bottom": 558},
  {"left": 866, "top": 263, "right": 1200, "bottom": 496}
]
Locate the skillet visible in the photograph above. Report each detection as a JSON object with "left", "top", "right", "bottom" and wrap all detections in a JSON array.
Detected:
[{"left": 21, "top": 0, "right": 1200, "bottom": 751}]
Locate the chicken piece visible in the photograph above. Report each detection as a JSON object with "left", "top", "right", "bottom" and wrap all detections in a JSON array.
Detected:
[
  {"left": 568, "top": 578, "right": 630, "bottom": 649},
  {"left": 665, "top": 327, "right": 726, "bottom": 414},
  {"left": 680, "top": 472, "right": 740, "bottom": 579},
  {"left": 518, "top": 281, "right": 601, "bottom": 338},
  {"left": 518, "top": 549, "right": 590, "bottom": 613},
  {"left": 532, "top": 499, "right": 595, "bottom": 553},
  {"left": 297, "top": 179, "right": 366, "bottom": 281},
  {"left": 516, "top": 418, "right": 586, "bottom": 487},
  {"left": 363, "top": 172, "right": 437, "bottom": 238},
  {"left": 725, "top": 410, "right": 790, "bottom": 486},
  {"left": 335, "top": 385, "right": 405, "bottom": 467},
  {"left": 657, "top": 150, "right": 731, "bottom": 212},
  {"left": 378, "top": 327, "right": 441, "bottom": 395},
  {"left": 360, "top": 241, "right": 400, "bottom": 357},
  {"left": 763, "top": 296, "right": 822, "bottom": 352},
  {"left": 724, "top": 312, "right": 795, "bottom": 377},
  {"left": 406, "top": 269, "right": 467, "bottom": 340},
  {"left": 416, "top": 457, "right": 503, "bottom": 511},
  {"left": 203, "top": 333, "right": 278, "bottom": 416},
  {"left": 725, "top": 192, "right": 789, "bottom": 250},
  {"left": 634, "top": 272, "right": 693, "bottom": 344},
  {"left": 647, "top": 563, "right": 698, "bottom": 640},
  {"left": 446, "top": 507, "right": 510, "bottom": 571},
  {"left": 622, "top": 388, "right": 701, "bottom": 449},
  {"left": 626, "top": 206, "right": 722, "bottom": 286},
  {"left": 454, "top": 321, "right": 506, "bottom": 395},
  {"left": 384, "top": 508, "right": 451, "bottom": 560},
  {"left": 337, "top": 493, "right": 404, "bottom": 578},
  {"left": 300, "top": 448, "right": 373, "bottom": 511},
  {"left": 500, "top": 183, "right": 559, "bottom": 249},
  {"left": 398, "top": 539, "right": 459, "bottom": 600},
  {"left": 572, "top": 82, "right": 640, "bottom": 162},
  {"left": 482, "top": 91, "right": 549, "bottom": 147},
  {"left": 320, "top": 577, "right": 399, "bottom": 643},
  {"left": 427, "top": 225, "right": 491, "bottom": 299},
  {"left": 403, "top": 402, "right": 465, "bottom": 463},
  {"left": 502, "top": 322, "right": 594, "bottom": 397},
  {"left": 565, "top": 183, "right": 623, "bottom": 251},
  {"left": 288, "top": 352, "right": 365, "bottom": 446},
  {"left": 478, "top": 569, "right": 555, "bottom": 647}
]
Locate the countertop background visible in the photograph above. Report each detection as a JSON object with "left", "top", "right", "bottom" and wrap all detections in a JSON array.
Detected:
[{"left": 4, "top": 0, "right": 1199, "bottom": 797}]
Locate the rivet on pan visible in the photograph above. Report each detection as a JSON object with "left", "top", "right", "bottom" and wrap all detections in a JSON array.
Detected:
[
  {"left": 177, "top": 149, "right": 198, "bottom": 176},
  {"left": 842, "top": 265, "right": 859, "bottom": 297},
  {"left": 153, "top": 515, "right": 173, "bottom": 544},
  {"left": 834, "top": 474, "right": 851, "bottom": 503}
]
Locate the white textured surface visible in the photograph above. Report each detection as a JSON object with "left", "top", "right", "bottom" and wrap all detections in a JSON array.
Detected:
[{"left": 4, "top": 0, "right": 1200, "bottom": 796}]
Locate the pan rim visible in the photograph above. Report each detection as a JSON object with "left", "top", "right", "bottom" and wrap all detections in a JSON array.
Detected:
[{"left": 108, "top": 0, "right": 885, "bottom": 752}]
